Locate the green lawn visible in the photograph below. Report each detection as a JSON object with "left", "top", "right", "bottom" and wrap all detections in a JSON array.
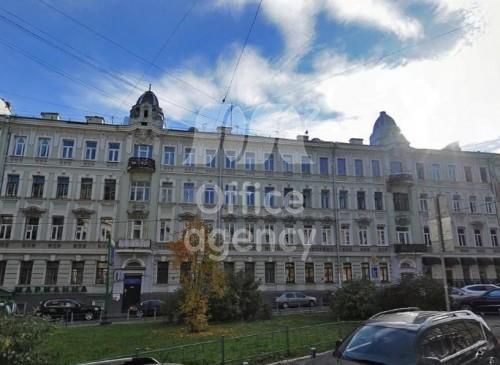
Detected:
[{"left": 41, "top": 313, "right": 359, "bottom": 365}]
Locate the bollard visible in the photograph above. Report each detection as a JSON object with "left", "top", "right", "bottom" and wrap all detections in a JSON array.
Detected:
[
  {"left": 242, "top": 362, "right": 249, "bottom": 365},
  {"left": 127, "top": 309, "right": 130, "bottom": 321},
  {"left": 310, "top": 347, "right": 316, "bottom": 359},
  {"left": 154, "top": 308, "right": 157, "bottom": 320},
  {"left": 71, "top": 312, "right": 74, "bottom": 324}
]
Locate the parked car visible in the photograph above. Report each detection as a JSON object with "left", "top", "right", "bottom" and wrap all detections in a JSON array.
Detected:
[
  {"left": 461, "top": 284, "right": 500, "bottom": 296},
  {"left": 332, "top": 307, "right": 499, "bottom": 364},
  {"left": 0, "top": 300, "right": 16, "bottom": 315},
  {"left": 76, "top": 357, "right": 161, "bottom": 365},
  {"left": 129, "top": 300, "right": 165, "bottom": 318},
  {"left": 456, "top": 288, "right": 500, "bottom": 314},
  {"left": 35, "top": 298, "right": 101, "bottom": 321},
  {"left": 275, "top": 292, "right": 316, "bottom": 308}
]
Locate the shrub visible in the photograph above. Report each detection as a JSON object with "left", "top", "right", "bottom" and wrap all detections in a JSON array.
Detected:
[
  {"left": 161, "top": 289, "right": 185, "bottom": 324},
  {"left": 257, "top": 302, "right": 273, "bottom": 320},
  {"left": 0, "top": 315, "right": 55, "bottom": 365},
  {"left": 330, "top": 280, "right": 379, "bottom": 320}
]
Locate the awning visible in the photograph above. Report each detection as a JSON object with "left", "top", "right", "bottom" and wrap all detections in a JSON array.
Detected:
[
  {"left": 445, "top": 257, "right": 460, "bottom": 266},
  {"left": 477, "top": 257, "right": 494, "bottom": 266},
  {"left": 460, "top": 257, "right": 477, "bottom": 266},
  {"left": 422, "top": 257, "right": 441, "bottom": 265}
]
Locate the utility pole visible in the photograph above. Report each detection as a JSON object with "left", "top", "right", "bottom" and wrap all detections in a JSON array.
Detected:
[
  {"left": 435, "top": 195, "right": 451, "bottom": 311},
  {"left": 100, "top": 235, "right": 114, "bottom": 325}
]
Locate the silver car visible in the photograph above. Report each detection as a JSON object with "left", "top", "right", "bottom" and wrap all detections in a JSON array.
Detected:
[
  {"left": 275, "top": 292, "right": 317, "bottom": 308},
  {"left": 461, "top": 284, "right": 500, "bottom": 296}
]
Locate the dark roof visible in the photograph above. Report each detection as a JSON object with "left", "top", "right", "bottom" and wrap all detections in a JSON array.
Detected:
[
  {"left": 369, "top": 111, "right": 409, "bottom": 146},
  {"left": 135, "top": 90, "right": 160, "bottom": 107}
]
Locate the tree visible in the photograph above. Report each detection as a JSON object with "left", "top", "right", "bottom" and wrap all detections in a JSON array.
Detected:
[
  {"left": 168, "top": 218, "right": 225, "bottom": 332},
  {"left": 330, "top": 280, "right": 379, "bottom": 320}
]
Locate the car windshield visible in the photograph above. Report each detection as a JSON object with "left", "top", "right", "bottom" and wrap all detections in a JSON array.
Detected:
[{"left": 341, "top": 324, "right": 417, "bottom": 365}]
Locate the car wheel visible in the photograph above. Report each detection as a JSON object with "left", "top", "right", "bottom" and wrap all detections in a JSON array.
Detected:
[
  {"left": 84, "top": 311, "right": 94, "bottom": 321},
  {"left": 136, "top": 310, "right": 144, "bottom": 318},
  {"left": 309, "top": 300, "right": 315, "bottom": 307},
  {"left": 282, "top": 302, "right": 288, "bottom": 309}
]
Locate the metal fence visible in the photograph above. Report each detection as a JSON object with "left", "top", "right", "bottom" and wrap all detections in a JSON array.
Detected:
[{"left": 101, "top": 321, "right": 360, "bottom": 365}]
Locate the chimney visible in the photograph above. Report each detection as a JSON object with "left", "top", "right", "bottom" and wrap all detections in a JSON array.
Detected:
[
  {"left": 349, "top": 138, "right": 364, "bottom": 145},
  {"left": 297, "top": 135, "right": 309, "bottom": 141},
  {"left": 40, "top": 112, "right": 60, "bottom": 120},
  {"left": 85, "top": 115, "right": 105, "bottom": 124}
]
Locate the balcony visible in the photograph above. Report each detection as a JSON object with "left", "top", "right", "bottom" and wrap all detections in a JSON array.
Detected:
[
  {"left": 387, "top": 173, "right": 414, "bottom": 186},
  {"left": 117, "top": 239, "right": 151, "bottom": 250},
  {"left": 128, "top": 157, "right": 155, "bottom": 173},
  {"left": 394, "top": 243, "right": 428, "bottom": 254}
]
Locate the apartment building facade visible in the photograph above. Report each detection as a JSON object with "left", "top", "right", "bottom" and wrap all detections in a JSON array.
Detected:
[{"left": 0, "top": 92, "right": 498, "bottom": 310}]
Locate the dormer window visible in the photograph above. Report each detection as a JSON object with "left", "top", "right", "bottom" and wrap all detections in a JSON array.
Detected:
[{"left": 144, "top": 109, "right": 148, "bottom": 118}]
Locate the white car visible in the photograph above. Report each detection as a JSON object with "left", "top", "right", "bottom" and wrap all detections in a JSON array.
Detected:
[{"left": 461, "top": 284, "right": 500, "bottom": 296}]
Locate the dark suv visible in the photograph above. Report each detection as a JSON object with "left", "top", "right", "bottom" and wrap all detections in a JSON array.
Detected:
[
  {"left": 333, "top": 308, "right": 499, "bottom": 364},
  {"left": 35, "top": 298, "right": 101, "bottom": 321}
]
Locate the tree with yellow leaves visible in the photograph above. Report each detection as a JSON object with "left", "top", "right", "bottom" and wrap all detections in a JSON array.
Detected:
[{"left": 168, "top": 218, "right": 225, "bottom": 332}]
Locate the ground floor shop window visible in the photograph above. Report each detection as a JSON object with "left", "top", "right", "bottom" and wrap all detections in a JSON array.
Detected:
[
  {"left": 305, "top": 263, "right": 315, "bottom": 283},
  {"left": 342, "top": 263, "right": 352, "bottom": 281},
  {"left": 324, "top": 263, "right": 334, "bottom": 283},
  {"left": 285, "top": 262, "right": 295, "bottom": 283}
]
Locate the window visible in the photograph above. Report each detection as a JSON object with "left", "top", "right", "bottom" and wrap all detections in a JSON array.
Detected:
[
  {"left": 225, "top": 151, "right": 236, "bottom": 169},
  {"left": 264, "top": 153, "right": 274, "bottom": 171},
  {"left": 319, "top": 157, "right": 329, "bottom": 174},
  {"left": 285, "top": 262, "right": 295, "bottom": 283},
  {"left": 70, "top": 261, "right": 84, "bottom": 285},
  {"left": 246, "top": 186, "right": 255, "bottom": 206},
  {"left": 80, "top": 178, "right": 93, "bottom": 200},
  {"left": 474, "top": 229, "right": 482, "bottom": 247},
  {"left": 163, "top": 146, "right": 175, "bottom": 165},
  {"left": 225, "top": 184, "right": 237, "bottom": 205},
  {"left": 205, "top": 149, "right": 216, "bottom": 168},
  {"left": 62, "top": 139, "right": 74, "bottom": 159},
  {"left": 491, "top": 229, "right": 499, "bottom": 247},
  {"left": 31, "top": 175, "right": 45, "bottom": 198},
  {"left": 159, "top": 220, "right": 171, "bottom": 242},
  {"left": 85, "top": 141, "right": 97, "bottom": 160},
  {"left": 376, "top": 225, "right": 386, "bottom": 245},
  {"left": 337, "top": 158, "right": 346, "bottom": 176},
  {"left": 301, "top": 156, "right": 311, "bottom": 174},
  {"left": 390, "top": 161, "right": 403, "bottom": 174},
  {"left": 416, "top": 162, "right": 425, "bottom": 180},
  {"left": 341, "top": 224, "right": 350, "bottom": 245},
  {"left": 134, "top": 144, "right": 152, "bottom": 158},
  {"left": 322, "top": 226, "right": 332, "bottom": 245},
  {"left": 264, "top": 187, "right": 275, "bottom": 208},
  {"left": 265, "top": 262, "right": 275, "bottom": 283},
  {"left": 305, "top": 263, "right": 315, "bottom": 283},
  {"left": 100, "top": 218, "right": 112, "bottom": 241},
  {"left": 37, "top": 138, "right": 50, "bottom": 157},
  {"left": 0, "top": 216, "right": 13, "bottom": 240},
  {"left": 103, "top": 179, "right": 116, "bottom": 200},
  {"left": 108, "top": 142, "right": 120, "bottom": 162},
  {"left": 464, "top": 166, "right": 473, "bottom": 182},
  {"left": 244, "top": 262, "right": 255, "bottom": 280},
  {"left": 321, "top": 190, "right": 330, "bottom": 209},
  {"left": 480, "top": 167, "right": 488, "bottom": 183},
  {"left": 339, "top": 190, "right": 348, "bottom": 209},
  {"left": 19, "top": 261, "right": 33, "bottom": 285},
  {"left": 457, "top": 227, "right": 466, "bottom": 246},
  {"left": 354, "top": 159, "right": 363, "bottom": 176},
  {"left": 423, "top": 226, "right": 431, "bottom": 246},
  {"left": 304, "top": 225, "right": 313, "bottom": 244},
  {"left": 380, "top": 263, "right": 389, "bottom": 282},
  {"left": 263, "top": 224, "right": 274, "bottom": 244},
  {"left": 183, "top": 182, "right": 194, "bottom": 203},
  {"left": 342, "top": 263, "right": 352, "bottom": 281},
  {"left": 485, "top": 197, "right": 495, "bottom": 214},
  {"left": 245, "top": 223, "right": 255, "bottom": 243},
  {"left": 469, "top": 195, "right": 477, "bottom": 213},
  {"left": 357, "top": 191, "right": 366, "bottom": 210},
  {"left": 130, "top": 181, "right": 150, "bottom": 201},
  {"left": 361, "top": 263, "right": 370, "bottom": 280},
  {"left": 131, "top": 220, "right": 143, "bottom": 239},
  {"left": 160, "top": 182, "right": 173, "bottom": 203},
  {"left": 358, "top": 229, "right": 368, "bottom": 245},
  {"left": 51, "top": 216, "right": 64, "bottom": 240},
  {"left": 95, "top": 261, "right": 107, "bottom": 284},
  {"left": 0, "top": 261, "right": 5, "bottom": 286},
  {"left": 396, "top": 226, "right": 410, "bottom": 244},
  {"left": 371, "top": 160, "right": 381, "bottom": 177},
  {"left": 204, "top": 185, "right": 216, "bottom": 204},
  {"left": 25, "top": 217, "right": 39, "bottom": 240},
  {"left": 302, "top": 188, "right": 312, "bottom": 208},
  {"left": 225, "top": 223, "right": 235, "bottom": 243},
  {"left": 5, "top": 174, "right": 19, "bottom": 197},
  {"left": 284, "top": 187, "right": 293, "bottom": 208},
  {"left": 419, "top": 193, "right": 429, "bottom": 212},
  {"left": 183, "top": 147, "right": 195, "bottom": 166},
  {"left": 45, "top": 261, "right": 59, "bottom": 285},
  {"left": 13, "top": 135, "right": 26, "bottom": 156},
  {"left": 75, "top": 219, "right": 88, "bottom": 240},
  {"left": 157, "top": 262, "right": 169, "bottom": 284},
  {"left": 431, "top": 164, "right": 440, "bottom": 181},
  {"left": 448, "top": 164, "right": 456, "bottom": 181},
  {"left": 452, "top": 194, "right": 461, "bottom": 212},
  {"left": 56, "top": 176, "right": 69, "bottom": 198},
  {"left": 374, "top": 192, "right": 383, "bottom": 211},
  {"left": 393, "top": 193, "right": 409, "bottom": 211},
  {"left": 324, "top": 263, "right": 334, "bottom": 283},
  {"left": 245, "top": 152, "right": 255, "bottom": 170},
  {"left": 283, "top": 154, "right": 293, "bottom": 173}
]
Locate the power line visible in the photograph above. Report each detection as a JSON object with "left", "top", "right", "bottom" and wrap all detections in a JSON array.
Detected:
[
  {"left": 221, "top": 0, "right": 263, "bottom": 104},
  {"left": 36, "top": 0, "right": 219, "bottom": 103}
]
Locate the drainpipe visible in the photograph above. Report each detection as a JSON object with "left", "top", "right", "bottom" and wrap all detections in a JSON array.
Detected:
[
  {"left": 217, "top": 128, "right": 226, "bottom": 240},
  {"left": 331, "top": 142, "right": 343, "bottom": 287},
  {"left": 0, "top": 116, "right": 12, "bottom": 194}
]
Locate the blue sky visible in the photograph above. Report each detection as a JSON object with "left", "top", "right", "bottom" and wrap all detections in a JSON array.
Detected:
[{"left": 1, "top": 0, "right": 499, "bottom": 151}]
